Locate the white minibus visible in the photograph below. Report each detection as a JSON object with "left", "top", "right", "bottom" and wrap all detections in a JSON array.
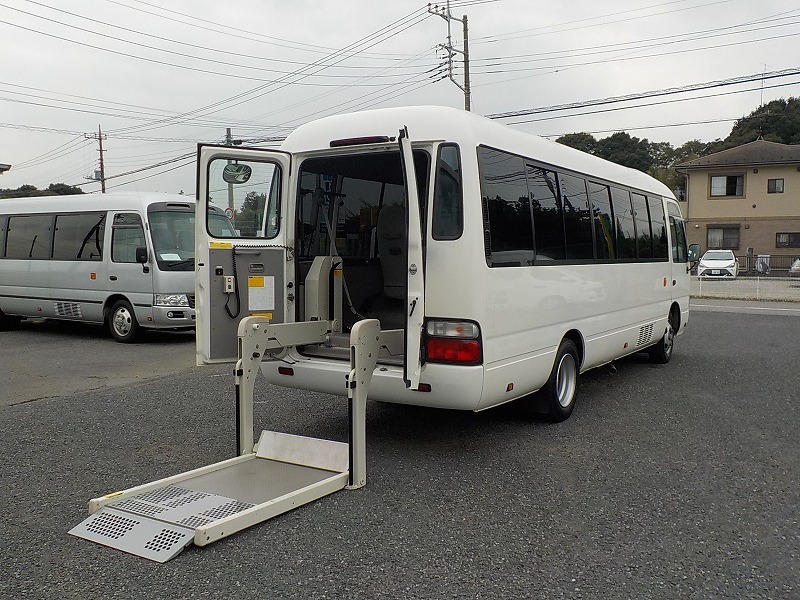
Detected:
[
  {"left": 0, "top": 192, "right": 233, "bottom": 341},
  {"left": 195, "top": 106, "right": 699, "bottom": 421}
]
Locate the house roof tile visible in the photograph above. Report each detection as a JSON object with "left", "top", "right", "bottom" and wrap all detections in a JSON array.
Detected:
[{"left": 676, "top": 139, "right": 800, "bottom": 170}]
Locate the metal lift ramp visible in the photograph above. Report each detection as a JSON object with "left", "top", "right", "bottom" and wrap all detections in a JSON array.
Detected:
[{"left": 69, "top": 317, "right": 380, "bottom": 562}]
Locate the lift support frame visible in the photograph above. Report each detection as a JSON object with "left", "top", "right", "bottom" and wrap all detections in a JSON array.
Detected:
[{"left": 69, "top": 317, "right": 380, "bottom": 562}]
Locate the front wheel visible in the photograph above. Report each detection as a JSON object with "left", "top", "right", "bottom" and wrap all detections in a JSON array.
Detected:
[
  {"left": 649, "top": 319, "right": 675, "bottom": 364},
  {"left": 108, "top": 300, "right": 140, "bottom": 343},
  {"left": 0, "top": 308, "right": 22, "bottom": 331},
  {"left": 540, "top": 339, "right": 580, "bottom": 423}
]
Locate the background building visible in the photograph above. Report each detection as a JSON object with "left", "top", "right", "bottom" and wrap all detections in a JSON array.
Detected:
[{"left": 677, "top": 139, "right": 800, "bottom": 273}]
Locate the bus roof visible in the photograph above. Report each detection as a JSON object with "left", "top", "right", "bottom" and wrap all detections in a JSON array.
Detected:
[
  {"left": 0, "top": 191, "right": 194, "bottom": 214},
  {"left": 282, "top": 105, "right": 674, "bottom": 199}
]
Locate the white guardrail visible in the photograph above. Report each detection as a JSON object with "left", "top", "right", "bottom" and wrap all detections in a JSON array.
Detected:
[{"left": 691, "top": 276, "right": 800, "bottom": 302}]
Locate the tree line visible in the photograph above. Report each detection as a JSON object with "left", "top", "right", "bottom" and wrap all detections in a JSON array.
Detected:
[
  {"left": 0, "top": 183, "right": 84, "bottom": 199},
  {"left": 556, "top": 97, "right": 800, "bottom": 195}
]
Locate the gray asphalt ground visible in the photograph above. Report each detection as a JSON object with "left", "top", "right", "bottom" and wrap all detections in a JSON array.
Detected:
[{"left": 1, "top": 307, "right": 798, "bottom": 599}]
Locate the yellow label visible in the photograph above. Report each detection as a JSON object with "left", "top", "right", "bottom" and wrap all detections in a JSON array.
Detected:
[
  {"left": 249, "top": 312, "right": 273, "bottom": 319},
  {"left": 209, "top": 241, "right": 232, "bottom": 249},
  {"left": 248, "top": 276, "right": 265, "bottom": 287},
  {"left": 103, "top": 490, "right": 125, "bottom": 499}
]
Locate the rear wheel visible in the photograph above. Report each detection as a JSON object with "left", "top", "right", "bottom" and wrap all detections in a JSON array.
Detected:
[
  {"left": 540, "top": 339, "right": 580, "bottom": 422},
  {"left": 108, "top": 300, "right": 140, "bottom": 343},
  {"left": 649, "top": 315, "right": 675, "bottom": 364}
]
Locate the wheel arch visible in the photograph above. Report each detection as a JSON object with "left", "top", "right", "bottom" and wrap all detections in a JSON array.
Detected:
[
  {"left": 103, "top": 294, "right": 132, "bottom": 323},
  {"left": 562, "top": 329, "right": 585, "bottom": 370}
]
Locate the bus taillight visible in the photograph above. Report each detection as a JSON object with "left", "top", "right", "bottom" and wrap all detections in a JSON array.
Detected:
[{"left": 424, "top": 320, "right": 482, "bottom": 365}]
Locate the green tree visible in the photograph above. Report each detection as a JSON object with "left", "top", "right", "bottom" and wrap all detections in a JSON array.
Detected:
[
  {"left": 48, "top": 183, "right": 84, "bottom": 195},
  {"left": 234, "top": 191, "right": 266, "bottom": 236},
  {"left": 555, "top": 132, "right": 597, "bottom": 155},
  {"left": 723, "top": 97, "right": 800, "bottom": 148},
  {"left": 595, "top": 132, "right": 654, "bottom": 172}
]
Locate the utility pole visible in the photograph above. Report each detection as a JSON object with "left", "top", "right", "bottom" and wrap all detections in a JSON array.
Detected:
[
  {"left": 226, "top": 127, "right": 234, "bottom": 213},
  {"left": 429, "top": 1, "right": 471, "bottom": 111},
  {"left": 85, "top": 125, "right": 107, "bottom": 193}
]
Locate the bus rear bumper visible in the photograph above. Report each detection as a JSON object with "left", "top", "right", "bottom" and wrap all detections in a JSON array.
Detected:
[{"left": 262, "top": 356, "right": 485, "bottom": 411}]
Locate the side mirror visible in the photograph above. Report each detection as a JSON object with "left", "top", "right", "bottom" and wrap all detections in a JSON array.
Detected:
[
  {"left": 687, "top": 243, "right": 701, "bottom": 273},
  {"left": 135, "top": 246, "right": 150, "bottom": 274}
]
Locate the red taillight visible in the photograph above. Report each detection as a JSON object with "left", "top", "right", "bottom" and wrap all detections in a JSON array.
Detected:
[{"left": 426, "top": 338, "right": 481, "bottom": 364}]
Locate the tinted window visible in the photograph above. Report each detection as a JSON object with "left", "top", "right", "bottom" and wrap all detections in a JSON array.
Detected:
[
  {"left": 588, "top": 182, "right": 615, "bottom": 259},
  {"left": 631, "top": 193, "right": 652, "bottom": 259},
  {"left": 297, "top": 151, "right": 429, "bottom": 260},
  {"left": 5, "top": 215, "right": 52, "bottom": 259},
  {"left": 670, "top": 216, "right": 688, "bottom": 263},
  {"left": 648, "top": 197, "right": 668, "bottom": 259},
  {"left": 432, "top": 144, "right": 463, "bottom": 240},
  {"left": 559, "top": 173, "right": 593, "bottom": 260},
  {"left": 479, "top": 148, "right": 533, "bottom": 266},
  {"left": 611, "top": 187, "right": 636, "bottom": 260},
  {"left": 111, "top": 212, "right": 145, "bottom": 263},
  {"left": 527, "top": 165, "right": 564, "bottom": 260},
  {"left": 53, "top": 213, "right": 105, "bottom": 261}
]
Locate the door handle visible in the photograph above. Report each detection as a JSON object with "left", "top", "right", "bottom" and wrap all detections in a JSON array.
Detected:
[
  {"left": 109, "top": 275, "right": 118, "bottom": 281},
  {"left": 672, "top": 279, "right": 677, "bottom": 286}
]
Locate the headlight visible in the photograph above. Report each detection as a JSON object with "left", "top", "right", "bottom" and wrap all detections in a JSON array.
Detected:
[
  {"left": 725, "top": 262, "right": 736, "bottom": 269},
  {"left": 154, "top": 293, "right": 190, "bottom": 307}
]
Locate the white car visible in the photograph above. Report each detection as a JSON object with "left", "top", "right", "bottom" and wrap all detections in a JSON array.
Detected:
[
  {"left": 789, "top": 258, "right": 800, "bottom": 277},
  {"left": 698, "top": 250, "right": 739, "bottom": 279}
]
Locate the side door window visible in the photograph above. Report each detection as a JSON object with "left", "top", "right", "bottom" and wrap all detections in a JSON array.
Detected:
[
  {"left": 670, "top": 216, "right": 688, "bottom": 263},
  {"left": 111, "top": 213, "right": 145, "bottom": 263}
]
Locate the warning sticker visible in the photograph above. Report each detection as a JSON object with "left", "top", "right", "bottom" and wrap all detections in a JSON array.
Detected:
[{"left": 248, "top": 276, "right": 275, "bottom": 311}]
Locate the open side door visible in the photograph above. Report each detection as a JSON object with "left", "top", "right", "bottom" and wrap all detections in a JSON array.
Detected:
[
  {"left": 195, "top": 144, "right": 292, "bottom": 364},
  {"left": 398, "top": 128, "right": 425, "bottom": 389}
]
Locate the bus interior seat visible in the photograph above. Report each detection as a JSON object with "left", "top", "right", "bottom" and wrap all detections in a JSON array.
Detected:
[{"left": 361, "top": 203, "right": 406, "bottom": 330}]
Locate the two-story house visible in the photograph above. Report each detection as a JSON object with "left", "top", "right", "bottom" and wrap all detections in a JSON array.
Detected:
[{"left": 676, "top": 139, "right": 800, "bottom": 271}]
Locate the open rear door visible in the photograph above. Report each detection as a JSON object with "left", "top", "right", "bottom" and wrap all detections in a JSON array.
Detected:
[
  {"left": 195, "top": 144, "right": 292, "bottom": 364},
  {"left": 398, "top": 128, "right": 425, "bottom": 389}
]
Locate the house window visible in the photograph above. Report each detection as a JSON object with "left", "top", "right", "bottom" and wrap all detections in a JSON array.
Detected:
[
  {"left": 767, "top": 178, "right": 784, "bottom": 194},
  {"left": 776, "top": 232, "right": 800, "bottom": 248},
  {"left": 710, "top": 175, "right": 744, "bottom": 197},
  {"left": 707, "top": 225, "right": 739, "bottom": 250}
]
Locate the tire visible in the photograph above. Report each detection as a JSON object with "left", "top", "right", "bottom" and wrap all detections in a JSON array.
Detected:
[
  {"left": 649, "top": 317, "right": 675, "bottom": 364},
  {"left": 0, "top": 309, "right": 22, "bottom": 331},
  {"left": 541, "top": 338, "right": 580, "bottom": 423},
  {"left": 108, "top": 300, "right": 140, "bottom": 343}
]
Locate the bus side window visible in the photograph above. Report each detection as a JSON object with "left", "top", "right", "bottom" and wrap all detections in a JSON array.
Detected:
[
  {"left": 648, "top": 197, "right": 669, "bottom": 259},
  {"left": 111, "top": 213, "right": 145, "bottom": 263},
  {"left": 588, "top": 182, "right": 615, "bottom": 260},
  {"left": 478, "top": 147, "right": 534, "bottom": 267},
  {"left": 432, "top": 144, "right": 463, "bottom": 240},
  {"left": 6, "top": 215, "right": 52, "bottom": 259},
  {"left": 670, "top": 216, "right": 688, "bottom": 263},
  {"left": 610, "top": 187, "right": 637, "bottom": 260}
]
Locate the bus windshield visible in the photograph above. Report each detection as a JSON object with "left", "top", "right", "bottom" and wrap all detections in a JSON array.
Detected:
[{"left": 149, "top": 209, "right": 196, "bottom": 271}]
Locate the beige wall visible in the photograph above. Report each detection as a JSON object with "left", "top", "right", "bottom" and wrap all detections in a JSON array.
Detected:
[{"left": 681, "top": 164, "right": 800, "bottom": 258}]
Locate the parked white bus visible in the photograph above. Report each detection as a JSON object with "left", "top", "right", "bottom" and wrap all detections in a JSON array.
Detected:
[
  {"left": 195, "top": 106, "right": 699, "bottom": 421},
  {"left": 0, "top": 192, "right": 233, "bottom": 341}
]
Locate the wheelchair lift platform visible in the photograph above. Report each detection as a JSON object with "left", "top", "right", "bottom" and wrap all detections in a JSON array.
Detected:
[{"left": 69, "top": 317, "right": 380, "bottom": 562}]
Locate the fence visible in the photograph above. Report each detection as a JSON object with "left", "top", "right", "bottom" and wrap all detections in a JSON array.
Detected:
[
  {"left": 735, "top": 253, "right": 800, "bottom": 275},
  {"left": 692, "top": 276, "right": 800, "bottom": 302}
]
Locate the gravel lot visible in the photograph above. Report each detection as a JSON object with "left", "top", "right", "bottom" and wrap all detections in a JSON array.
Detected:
[{"left": 1, "top": 308, "right": 798, "bottom": 599}]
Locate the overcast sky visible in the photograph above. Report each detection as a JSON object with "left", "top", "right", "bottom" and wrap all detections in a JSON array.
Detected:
[{"left": 2, "top": 0, "right": 799, "bottom": 195}]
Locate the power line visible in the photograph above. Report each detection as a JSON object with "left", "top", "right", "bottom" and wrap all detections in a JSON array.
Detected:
[{"left": 487, "top": 68, "right": 800, "bottom": 120}]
